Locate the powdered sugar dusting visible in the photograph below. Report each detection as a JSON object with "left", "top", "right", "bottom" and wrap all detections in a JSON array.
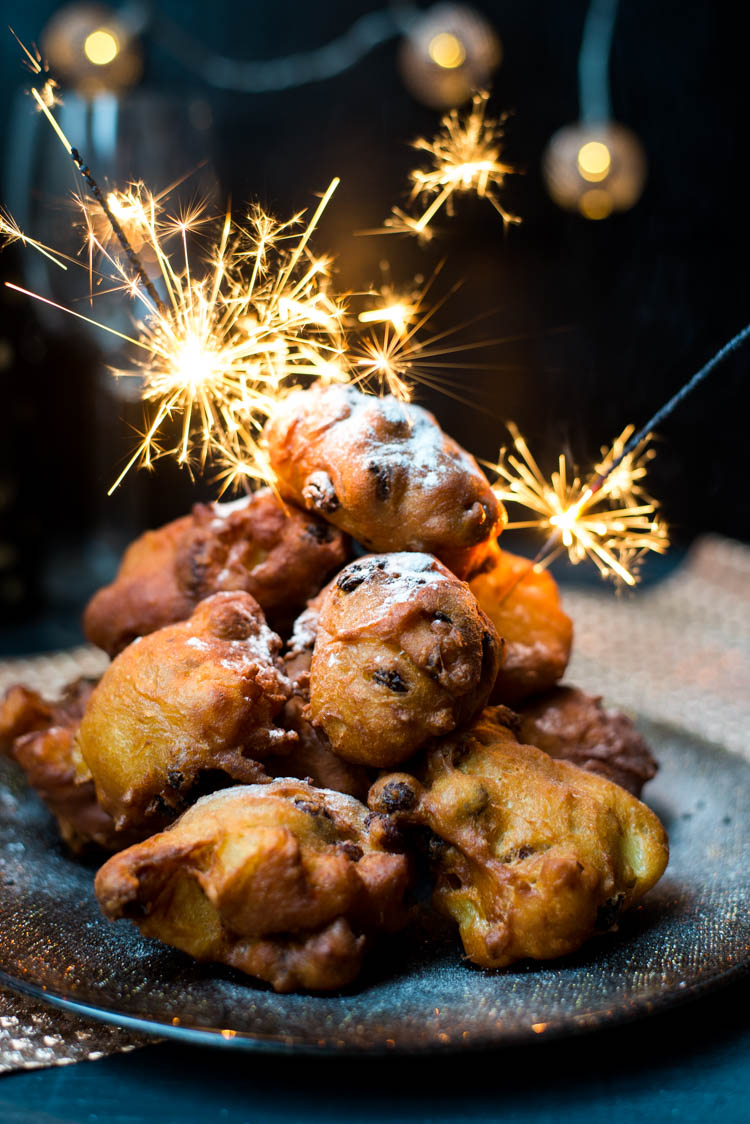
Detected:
[
  {"left": 312, "top": 385, "right": 478, "bottom": 494},
  {"left": 287, "top": 604, "right": 320, "bottom": 657},
  {"left": 209, "top": 493, "right": 255, "bottom": 531}
]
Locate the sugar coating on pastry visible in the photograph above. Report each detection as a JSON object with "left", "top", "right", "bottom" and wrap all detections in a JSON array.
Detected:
[
  {"left": 469, "top": 542, "right": 572, "bottom": 704},
  {"left": 83, "top": 487, "right": 350, "bottom": 655},
  {"left": 76, "top": 591, "right": 296, "bottom": 834},
  {"left": 95, "top": 779, "right": 410, "bottom": 993},
  {"left": 368, "top": 706, "right": 668, "bottom": 970},
  {"left": 518, "top": 685, "right": 658, "bottom": 797},
  {"left": 309, "top": 553, "right": 502, "bottom": 767},
  {"left": 263, "top": 384, "right": 505, "bottom": 577}
]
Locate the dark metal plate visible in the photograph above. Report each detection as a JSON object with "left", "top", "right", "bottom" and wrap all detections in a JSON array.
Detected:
[{"left": 1, "top": 718, "right": 748, "bottom": 1054}]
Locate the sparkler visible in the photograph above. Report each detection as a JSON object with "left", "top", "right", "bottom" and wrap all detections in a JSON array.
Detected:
[
  {"left": 98, "top": 178, "right": 348, "bottom": 493},
  {"left": 383, "top": 90, "right": 520, "bottom": 240},
  {"left": 492, "top": 423, "right": 668, "bottom": 587},
  {"left": 5, "top": 60, "right": 350, "bottom": 492}
]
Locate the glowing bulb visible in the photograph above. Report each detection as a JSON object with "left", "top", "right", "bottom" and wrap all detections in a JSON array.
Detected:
[
  {"left": 399, "top": 4, "right": 501, "bottom": 108},
  {"left": 579, "top": 188, "right": 613, "bottom": 220},
  {"left": 543, "top": 123, "right": 647, "bottom": 220},
  {"left": 84, "top": 28, "right": 119, "bottom": 66},
  {"left": 428, "top": 32, "right": 466, "bottom": 69},
  {"left": 577, "top": 140, "right": 611, "bottom": 182}
]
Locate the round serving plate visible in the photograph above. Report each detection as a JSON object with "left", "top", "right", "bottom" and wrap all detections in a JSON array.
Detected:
[{"left": 0, "top": 717, "right": 747, "bottom": 1055}]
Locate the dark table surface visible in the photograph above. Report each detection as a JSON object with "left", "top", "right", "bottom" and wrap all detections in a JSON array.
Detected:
[{"left": 1, "top": 972, "right": 749, "bottom": 1124}]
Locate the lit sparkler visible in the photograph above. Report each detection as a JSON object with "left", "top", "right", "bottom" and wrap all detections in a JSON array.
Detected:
[
  {"left": 99, "top": 177, "right": 348, "bottom": 492},
  {"left": 384, "top": 90, "right": 520, "bottom": 239},
  {"left": 5, "top": 68, "right": 349, "bottom": 492},
  {"left": 491, "top": 423, "right": 669, "bottom": 586}
]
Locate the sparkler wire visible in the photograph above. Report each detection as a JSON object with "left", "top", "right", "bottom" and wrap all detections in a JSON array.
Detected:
[
  {"left": 587, "top": 320, "right": 750, "bottom": 496},
  {"left": 498, "top": 320, "right": 750, "bottom": 600},
  {"left": 30, "top": 87, "right": 165, "bottom": 314},
  {"left": 69, "top": 148, "right": 166, "bottom": 315}
]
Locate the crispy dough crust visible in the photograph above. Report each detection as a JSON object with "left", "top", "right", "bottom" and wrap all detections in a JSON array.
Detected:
[
  {"left": 84, "top": 488, "right": 350, "bottom": 654},
  {"left": 0, "top": 680, "right": 138, "bottom": 852},
  {"left": 309, "top": 553, "right": 503, "bottom": 768},
  {"left": 518, "top": 685, "right": 658, "bottom": 797},
  {"left": 369, "top": 706, "right": 668, "bottom": 970},
  {"left": 263, "top": 384, "right": 504, "bottom": 578},
  {"left": 470, "top": 542, "right": 573, "bottom": 704},
  {"left": 76, "top": 592, "right": 296, "bottom": 834},
  {"left": 95, "top": 780, "right": 410, "bottom": 993}
]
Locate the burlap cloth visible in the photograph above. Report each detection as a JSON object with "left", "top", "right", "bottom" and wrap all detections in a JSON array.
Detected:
[{"left": 0, "top": 533, "right": 747, "bottom": 1073}]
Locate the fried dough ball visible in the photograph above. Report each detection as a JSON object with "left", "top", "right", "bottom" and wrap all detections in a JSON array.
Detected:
[
  {"left": 469, "top": 541, "right": 573, "bottom": 704},
  {"left": 263, "top": 384, "right": 505, "bottom": 578},
  {"left": 270, "top": 591, "right": 373, "bottom": 801},
  {"left": 76, "top": 592, "right": 296, "bottom": 835},
  {"left": 95, "top": 780, "right": 410, "bottom": 993},
  {"left": 518, "top": 686, "right": 657, "bottom": 797},
  {"left": 309, "top": 553, "right": 502, "bottom": 768},
  {"left": 84, "top": 488, "right": 350, "bottom": 655},
  {"left": 0, "top": 679, "right": 137, "bottom": 852},
  {"left": 273, "top": 697, "right": 373, "bottom": 802},
  {"left": 369, "top": 706, "right": 668, "bottom": 970}
]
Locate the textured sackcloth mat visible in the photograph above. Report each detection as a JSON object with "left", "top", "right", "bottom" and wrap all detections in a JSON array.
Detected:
[
  {"left": 564, "top": 534, "right": 750, "bottom": 763},
  {"left": 0, "top": 532, "right": 747, "bottom": 1072}
]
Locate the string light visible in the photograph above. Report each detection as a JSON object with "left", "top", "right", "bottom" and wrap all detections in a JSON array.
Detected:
[
  {"left": 544, "top": 122, "right": 646, "bottom": 220},
  {"left": 399, "top": 4, "right": 501, "bottom": 108},
  {"left": 83, "top": 28, "right": 119, "bottom": 67},
  {"left": 542, "top": 0, "right": 647, "bottom": 219},
  {"left": 41, "top": 2, "right": 142, "bottom": 95}
]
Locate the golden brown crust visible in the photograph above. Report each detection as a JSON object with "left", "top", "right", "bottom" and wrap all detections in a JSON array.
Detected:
[
  {"left": 76, "top": 592, "right": 296, "bottom": 834},
  {"left": 369, "top": 706, "right": 668, "bottom": 970},
  {"left": 272, "top": 695, "right": 373, "bottom": 801},
  {"left": 270, "top": 590, "right": 374, "bottom": 800},
  {"left": 518, "top": 686, "right": 658, "bottom": 797},
  {"left": 95, "top": 780, "right": 410, "bottom": 993},
  {"left": 309, "top": 554, "right": 503, "bottom": 768},
  {"left": 263, "top": 384, "right": 505, "bottom": 578},
  {"left": 83, "top": 488, "right": 350, "bottom": 655},
  {"left": 0, "top": 680, "right": 138, "bottom": 853},
  {"left": 469, "top": 542, "right": 573, "bottom": 704}
]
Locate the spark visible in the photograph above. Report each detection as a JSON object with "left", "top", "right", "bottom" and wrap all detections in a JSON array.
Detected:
[
  {"left": 357, "top": 278, "right": 421, "bottom": 337},
  {"left": 0, "top": 208, "right": 68, "bottom": 269},
  {"left": 384, "top": 91, "right": 520, "bottom": 238},
  {"left": 351, "top": 269, "right": 481, "bottom": 402},
  {"left": 9, "top": 28, "right": 60, "bottom": 109},
  {"left": 103, "top": 178, "right": 348, "bottom": 492},
  {"left": 491, "top": 424, "right": 669, "bottom": 586}
]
